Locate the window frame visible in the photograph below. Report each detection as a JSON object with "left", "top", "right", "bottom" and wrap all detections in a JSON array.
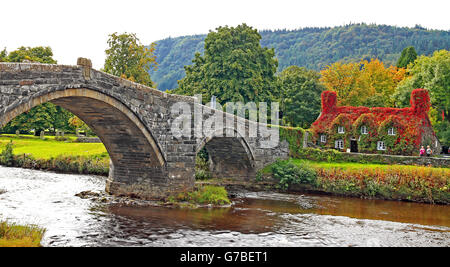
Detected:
[
  {"left": 360, "top": 125, "right": 368, "bottom": 135},
  {"left": 335, "top": 139, "right": 344, "bottom": 149},
  {"left": 337, "top": 126, "right": 345, "bottom": 134},
  {"left": 377, "top": 141, "right": 386, "bottom": 151},
  {"left": 320, "top": 134, "right": 327, "bottom": 143},
  {"left": 388, "top": 127, "right": 396, "bottom": 136}
]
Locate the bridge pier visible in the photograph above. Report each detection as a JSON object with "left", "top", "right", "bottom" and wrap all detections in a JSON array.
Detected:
[{"left": 105, "top": 161, "right": 196, "bottom": 199}]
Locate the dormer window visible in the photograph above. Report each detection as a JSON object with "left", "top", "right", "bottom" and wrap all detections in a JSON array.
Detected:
[
  {"left": 320, "top": 135, "right": 327, "bottom": 143},
  {"left": 337, "top": 126, "right": 345, "bottom": 134},
  {"left": 361, "top": 126, "right": 368, "bottom": 135},
  {"left": 388, "top": 127, "right": 396, "bottom": 136}
]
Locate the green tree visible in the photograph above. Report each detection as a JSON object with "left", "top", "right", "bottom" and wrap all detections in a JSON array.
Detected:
[
  {"left": 0, "top": 48, "right": 7, "bottom": 62},
  {"left": 9, "top": 103, "right": 55, "bottom": 135},
  {"left": 6, "top": 46, "right": 57, "bottom": 64},
  {"left": 7, "top": 103, "right": 74, "bottom": 135},
  {"left": 103, "top": 32, "right": 157, "bottom": 87},
  {"left": 397, "top": 46, "right": 418, "bottom": 69},
  {"left": 277, "top": 66, "right": 324, "bottom": 128},
  {"left": 175, "top": 24, "right": 278, "bottom": 104},
  {"left": 0, "top": 47, "right": 75, "bottom": 135}
]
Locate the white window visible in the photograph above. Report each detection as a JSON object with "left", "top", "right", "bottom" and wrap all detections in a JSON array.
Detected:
[
  {"left": 361, "top": 126, "right": 368, "bottom": 135},
  {"left": 388, "top": 127, "right": 396, "bottom": 136},
  {"left": 320, "top": 135, "right": 327, "bottom": 143},
  {"left": 337, "top": 126, "right": 345, "bottom": 134},
  {"left": 335, "top": 139, "right": 344, "bottom": 149},
  {"left": 377, "top": 141, "right": 386, "bottom": 151}
]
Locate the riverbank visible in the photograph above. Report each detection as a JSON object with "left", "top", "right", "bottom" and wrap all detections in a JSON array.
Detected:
[
  {"left": 0, "top": 221, "right": 45, "bottom": 247},
  {"left": 258, "top": 159, "right": 450, "bottom": 204},
  {"left": 0, "top": 134, "right": 107, "bottom": 159},
  {"left": 0, "top": 136, "right": 109, "bottom": 176}
]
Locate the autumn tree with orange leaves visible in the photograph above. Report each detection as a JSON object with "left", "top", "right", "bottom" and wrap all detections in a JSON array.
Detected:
[{"left": 320, "top": 59, "right": 406, "bottom": 107}]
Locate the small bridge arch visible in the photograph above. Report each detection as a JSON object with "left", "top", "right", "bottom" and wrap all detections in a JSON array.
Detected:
[{"left": 196, "top": 128, "right": 256, "bottom": 180}]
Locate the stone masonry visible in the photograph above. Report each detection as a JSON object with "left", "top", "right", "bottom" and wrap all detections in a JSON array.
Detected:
[{"left": 0, "top": 60, "right": 289, "bottom": 199}]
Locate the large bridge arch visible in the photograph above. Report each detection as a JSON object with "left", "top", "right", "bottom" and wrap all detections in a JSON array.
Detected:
[{"left": 0, "top": 87, "right": 172, "bottom": 197}]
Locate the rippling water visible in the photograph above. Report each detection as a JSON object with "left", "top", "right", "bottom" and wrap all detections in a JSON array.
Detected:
[{"left": 0, "top": 166, "right": 449, "bottom": 247}]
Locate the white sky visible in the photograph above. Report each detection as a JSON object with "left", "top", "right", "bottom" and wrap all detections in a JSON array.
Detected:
[{"left": 1, "top": 0, "right": 449, "bottom": 69}]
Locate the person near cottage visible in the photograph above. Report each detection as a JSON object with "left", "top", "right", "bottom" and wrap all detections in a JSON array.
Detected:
[
  {"left": 426, "top": 145, "right": 433, "bottom": 157},
  {"left": 419, "top": 146, "right": 425, "bottom": 157}
]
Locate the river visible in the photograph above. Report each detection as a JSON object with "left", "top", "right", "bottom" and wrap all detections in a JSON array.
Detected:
[{"left": 0, "top": 166, "right": 449, "bottom": 247}]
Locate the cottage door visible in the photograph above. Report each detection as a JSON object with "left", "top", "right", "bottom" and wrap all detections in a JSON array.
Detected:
[{"left": 350, "top": 140, "right": 358, "bottom": 153}]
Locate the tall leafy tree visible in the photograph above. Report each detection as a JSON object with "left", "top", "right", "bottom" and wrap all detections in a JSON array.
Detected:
[
  {"left": 397, "top": 46, "right": 418, "bottom": 69},
  {"left": 0, "top": 47, "right": 76, "bottom": 135},
  {"left": 319, "top": 61, "right": 362, "bottom": 106},
  {"left": 4, "top": 102, "right": 74, "bottom": 135},
  {"left": 6, "top": 46, "right": 57, "bottom": 64},
  {"left": 0, "top": 48, "right": 7, "bottom": 62},
  {"left": 175, "top": 24, "right": 278, "bottom": 104},
  {"left": 277, "top": 66, "right": 324, "bottom": 128},
  {"left": 320, "top": 59, "right": 406, "bottom": 107},
  {"left": 103, "top": 32, "right": 157, "bottom": 87}
]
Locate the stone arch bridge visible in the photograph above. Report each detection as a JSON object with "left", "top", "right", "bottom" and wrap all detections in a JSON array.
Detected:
[{"left": 0, "top": 59, "right": 288, "bottom": 199}]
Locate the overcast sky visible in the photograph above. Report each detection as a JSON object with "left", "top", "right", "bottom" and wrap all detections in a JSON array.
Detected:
[{"left": 1, "top": 0, "right": 449, "bottom": 68}]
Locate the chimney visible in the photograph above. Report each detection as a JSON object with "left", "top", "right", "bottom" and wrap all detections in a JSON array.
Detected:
[
  {"left": 410, "top": 88, "right": 430, "bottom": 115},
  {"left": 321, "top": 91, "right": 337, "bottom": 113}
]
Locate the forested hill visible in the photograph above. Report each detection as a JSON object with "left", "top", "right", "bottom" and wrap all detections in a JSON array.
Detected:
[{"left": 149, "top": 24, "right": 450, "bottom": 91}]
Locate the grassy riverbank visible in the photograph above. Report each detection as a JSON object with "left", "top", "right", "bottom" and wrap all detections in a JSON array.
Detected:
[
  {"left": 0, "top": 134, "right": 106, "bottom": 159},
  {"left": 0, "top": 221, "right": 45, "bottom": 247},
  {"left": 0, "top": 135, "right": 109, "bottom": 175},
  {"left": 260, "top": 159, "right": 450, "bottom": 204}
]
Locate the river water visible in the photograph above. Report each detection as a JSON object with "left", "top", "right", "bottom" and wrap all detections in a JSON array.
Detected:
[{"left": 0, "top": 166, "right": 449, "bottom": 247}]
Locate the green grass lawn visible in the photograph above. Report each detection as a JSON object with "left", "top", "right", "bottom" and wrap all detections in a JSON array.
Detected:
[
  {"left": 0, "top": 134, "right": 107, "bottom": 159},
  {"left": 289, "top": 158, "right": 449, "bottom": 172}
]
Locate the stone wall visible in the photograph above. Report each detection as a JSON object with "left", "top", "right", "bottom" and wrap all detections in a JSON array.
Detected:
[{"left": 75, "top": 137, "right": 102, "bottom": 143}]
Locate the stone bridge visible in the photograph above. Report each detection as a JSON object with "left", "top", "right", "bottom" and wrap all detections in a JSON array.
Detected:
[{"left": 0, "top": 59, "right": 289, "bottom": 199}]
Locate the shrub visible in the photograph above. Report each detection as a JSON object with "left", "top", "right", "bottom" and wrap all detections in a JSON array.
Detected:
[
  {"left": 195, "top": 155, "right": 212, "bottom": 180},
  {"left": 280, "top": 127, "right": 306, "bottom": 153},
  {"left": 0, "top": 141, "right": 14, "bottom": 166},
  {"left": 270, "top": 159, "right": 317, "bottom": 190}
]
